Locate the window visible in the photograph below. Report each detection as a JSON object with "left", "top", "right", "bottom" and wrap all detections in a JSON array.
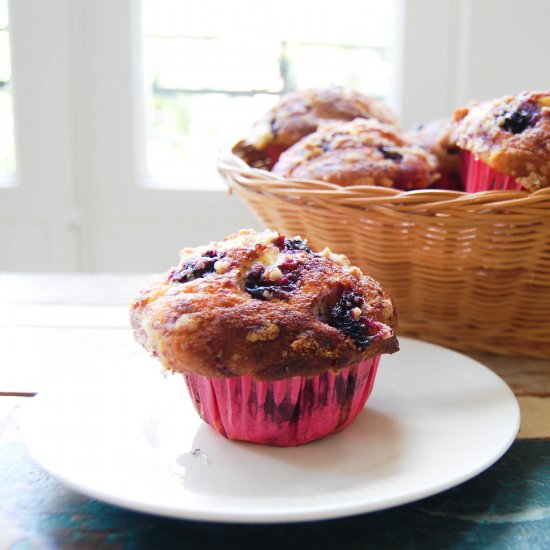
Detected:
[
  {"left": 141, "top": 0, "right": 396, "bottom": 189},
  {"left": 0, "top": 0, "right": 15, "bottom": 184}
]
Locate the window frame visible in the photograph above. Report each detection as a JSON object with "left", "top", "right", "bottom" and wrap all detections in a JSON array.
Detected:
[{"left": 0, "top": 0, "right": 80, "bottom": 270}]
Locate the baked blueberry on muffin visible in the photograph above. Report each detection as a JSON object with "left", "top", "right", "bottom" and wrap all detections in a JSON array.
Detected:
[
  {"left": 406, "top": 118, "right": 462, "bottom": 190},
  {"left": 234, "top": 85, "right": 399, "bottom": 169},
  {"left": 452, "top": 91, "right": 550, "bottom": 192},
  {"left": 272, "top": 118, "right": 438, "bottom": 190},
  {"left": 130, "top": 229, "right": 398, "bottom": 446}
]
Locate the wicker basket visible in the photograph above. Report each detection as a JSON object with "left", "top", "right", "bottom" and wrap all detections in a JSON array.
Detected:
[{"left": 218, "top": 151, "right": 550, "bottom": 359}]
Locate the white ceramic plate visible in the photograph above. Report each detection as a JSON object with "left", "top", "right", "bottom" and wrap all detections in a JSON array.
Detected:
[{"left": 23, "top": 337, "right": 520, "bottom": 523}]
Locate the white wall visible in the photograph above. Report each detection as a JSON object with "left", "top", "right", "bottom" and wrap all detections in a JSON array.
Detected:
[
  {"left": 455, "top": 0, "right": 550, "bottom": 104},
  {"left": 393, "top": 0, "right": 461, "bottom": 127},
  {"left": 396, "top": 0, "right": 550, "bottom": 128}
]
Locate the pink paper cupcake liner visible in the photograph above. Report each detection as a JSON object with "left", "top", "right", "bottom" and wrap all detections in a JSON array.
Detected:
[
  {"left": 265, "top": 145, "right": 285, "bottom": 167},
  {"left": 184, "top": 356, "right": 381, "bottom": 447},
  {"left": 460, "top": 151, "right": 523, "bottom": 193}
]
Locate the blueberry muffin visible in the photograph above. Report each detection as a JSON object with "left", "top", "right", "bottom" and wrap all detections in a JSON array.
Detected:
[
  {"left": 453, "top": 91, "right": 550, "bottom": 192},
  {"left": 234, "top": 85, "right": 399, "bottom": 170},
  {"left": 272, "top": 118, "right": 439, "bottom": 190},
  {"left": 130, "top": 229, "right": 398, "bottom": 446},
  {"left": 406, "top": 118, "right": 462, "bottom": 190}
]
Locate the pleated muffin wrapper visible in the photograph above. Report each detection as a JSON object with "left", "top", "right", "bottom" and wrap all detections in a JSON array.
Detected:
[
  {"left": 183, "top": 356, "right": 380, "bottom": 447},
  {"left": 460, "top": 151, "right": 523, "bottom": 193}
]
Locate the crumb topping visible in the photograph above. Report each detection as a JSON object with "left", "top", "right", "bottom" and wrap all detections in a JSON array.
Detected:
[
  {"left": 248, "top": 85, "right": 399, "bottom": 152},
  {"left": 273, "top": 118, "right": 438, "bottom": 190},
  {"left": 130, "top": 229, "right": 398, "bottom": 380}
]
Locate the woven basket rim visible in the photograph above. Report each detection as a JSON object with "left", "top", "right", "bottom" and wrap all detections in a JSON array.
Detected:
[{"left": 218, "top": 150, "right": 550, "bottom": 213}]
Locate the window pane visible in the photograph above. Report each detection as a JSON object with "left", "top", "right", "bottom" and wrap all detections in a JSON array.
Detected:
[
  {"left": 147, "top": 93, "right": 277, "bottom": 189},
  {"left": 141, "top": 0, "right": 395, "bottom": 189},
  {"left": 284, "top": 44, "right": 393, "bottom": 98},
  {"left": 150, "top": 36, "right": 282, "bottom": 92},
  {"left": 0, "top": 0, "right": 15, "bottom": 182}
]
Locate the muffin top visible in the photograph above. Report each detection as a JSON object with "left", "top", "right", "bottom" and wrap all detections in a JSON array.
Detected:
[
  {"left": 272, "top": 118, "right": 439, "bottom": 189},
  {"left": 248, "top": 85, "right": 399, "bottom": 152},
  {"left": 453, "top": 91, "right": 550, "bottom": 190},
  {"left": 130, "top": 229, "right": 398, "bottom": 380},
  {"left": 406, "top": 118, "right": 461, "bottom": 177}
]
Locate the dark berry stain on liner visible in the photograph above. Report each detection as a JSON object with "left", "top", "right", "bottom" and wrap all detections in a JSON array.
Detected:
[
  {"left": 379, "top": 146, "right": 403, "bottom": 161},
  {"left": 170, "top": 250, "right": 225, "bottom": 284},
  {"left": 501, "top": 109, "right": 533, "bottom": 134},
  {"left": 337, "top": 371, "right": 358, "bottom": 427},
  {"left": 253, "top": 371, "right": 360, "bottom": 425},
  {"left": 329, "top": 291, "right": 375, "bottom": 349}
]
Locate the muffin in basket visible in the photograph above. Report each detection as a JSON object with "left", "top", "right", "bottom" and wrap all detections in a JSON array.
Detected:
[
  {"left": 406, "top": 118, "right": 463, "bottom": 190},
  {"left": 234, "top": 85, "right": 399, "bottom": 170},
  {"left": 453, "top": 90, "right": 550, "bottom": 192},
  {"left": 272, "top": 118, "right": 439, "bottom": 190},
  {"left": 130, "top": 229, "right": 398, "bottom": 447}
]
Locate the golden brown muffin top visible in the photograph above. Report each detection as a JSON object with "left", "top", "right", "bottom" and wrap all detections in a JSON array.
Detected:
[
  {"left": 406, "top": 118, "right": 461, "bottom": 176},
  {"left": 452, "top": 91, "right": 550, "bottom": 190},
  {"left": 249, "top": 85, "right": 399, "bottom": 151},
  {"left": 130, "top": 229, "right": 398, "bottom": 380},
  {"left": 272, "top": 118, "right": 438, "bottom": 189}
]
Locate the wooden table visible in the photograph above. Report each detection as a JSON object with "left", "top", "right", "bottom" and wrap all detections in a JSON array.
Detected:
[{"left": 1, "top": 273, "right": 549, "bottom": 549}]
